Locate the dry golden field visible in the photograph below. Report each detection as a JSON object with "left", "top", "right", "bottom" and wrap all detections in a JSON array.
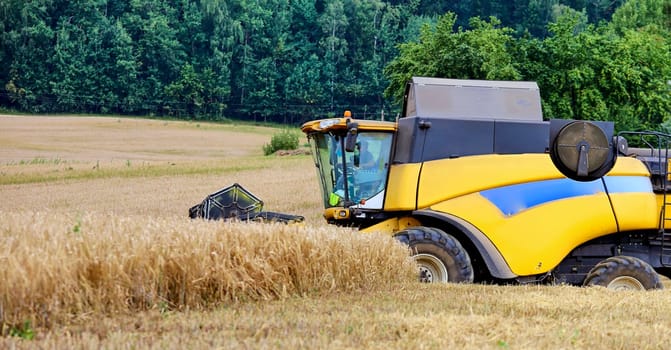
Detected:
[{"left": 2, "top": 114, "right": 671, "bottom": 350}]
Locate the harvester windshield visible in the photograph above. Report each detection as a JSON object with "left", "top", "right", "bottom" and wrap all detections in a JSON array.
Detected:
[{"left": 309, "top": 131, "right": 393, "bottom": 208}]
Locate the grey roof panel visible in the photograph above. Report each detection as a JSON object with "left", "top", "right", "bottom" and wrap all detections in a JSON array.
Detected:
[{"left": 404, "top": 77, "right": 543, "bottom": 122}]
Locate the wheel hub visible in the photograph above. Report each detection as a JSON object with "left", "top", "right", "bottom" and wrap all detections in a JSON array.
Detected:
[
  {"left": 607, "top": 276, "right": 645, "bottom": 290},
  {"left": 414, "top": 253, "right": 449, "bottom": 283}
]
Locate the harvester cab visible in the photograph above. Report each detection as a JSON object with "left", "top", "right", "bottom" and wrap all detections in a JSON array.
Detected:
[
  {"left": 302, "top": 77, "right": 671, "bottom": 290},
  {"left": 302, "top": 78, "right": 555, "bottom": 226},
  {"left": 302, "top": 116, "right": 394, "bottom": 211}
]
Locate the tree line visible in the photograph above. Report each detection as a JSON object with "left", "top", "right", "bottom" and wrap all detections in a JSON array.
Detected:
[
  {"left": 0, "top": 0, "right": 669, "bottom": 129},
  {"left": 385, "top": 1, "right": 671, "bottom": 131}
]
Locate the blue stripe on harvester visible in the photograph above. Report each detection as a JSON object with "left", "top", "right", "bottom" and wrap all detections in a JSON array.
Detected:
[
  {"left": 480, "top": 176, "right": 652, "bottom": 217},
  {"left": 603, "top": 176, "right": 653, "bottom": 194}
]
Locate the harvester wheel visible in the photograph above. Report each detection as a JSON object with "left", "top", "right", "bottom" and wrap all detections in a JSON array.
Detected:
[
  {"left": 394, "top": 226, "right": 474, "bottom": 283},
  {"left": 583, "top": 256, "right": 663, "bottom": 291}
]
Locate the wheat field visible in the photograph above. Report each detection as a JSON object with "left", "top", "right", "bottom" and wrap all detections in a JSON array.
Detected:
[{"left": 2, "top": 115, "right": 671, "bottom": 349}]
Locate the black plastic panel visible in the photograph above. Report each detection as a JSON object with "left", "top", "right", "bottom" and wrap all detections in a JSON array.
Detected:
[{"left": 393, "top": 116, "right": 550, "bottom": 164}]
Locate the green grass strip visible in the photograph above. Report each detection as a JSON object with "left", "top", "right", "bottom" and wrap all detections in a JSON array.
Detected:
[{"left": 0, "top": 163, "right": 269, "bottom": 185}]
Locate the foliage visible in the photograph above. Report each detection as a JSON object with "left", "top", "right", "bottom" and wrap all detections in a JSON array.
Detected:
[
  {"left": 384, "top": 14, "right": 521, "bottom": 105},
  {"left": 0, "top": 0, "right": 662, "bottom": 125},
  {"left": 384, "top": 2, "right": 671, "bottom": 131},
  {"left": 534, "top": 6, "right": 671, "bottom": 130},
  {"left": 610, "top": 0, "right": 671, "bottom": 33},
  {"left": 263, "top": 129, "right": 300, "bottom": 155},
  {"left": 8, "top": 320, "right": 35, "bottom": 340}
]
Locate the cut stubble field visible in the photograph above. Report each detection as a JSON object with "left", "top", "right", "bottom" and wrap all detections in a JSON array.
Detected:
[{"left": 2, "top": 114, "right": 671, "bottom": 349}]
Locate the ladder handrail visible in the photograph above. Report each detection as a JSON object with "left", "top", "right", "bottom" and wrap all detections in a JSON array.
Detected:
[{"left": 618, "top": 131, "right": 671, "bottom": 267}]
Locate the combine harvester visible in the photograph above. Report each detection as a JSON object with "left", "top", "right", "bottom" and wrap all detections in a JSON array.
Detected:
[{"left": 195, "top": 77, "right": 671, "bottom": 290}]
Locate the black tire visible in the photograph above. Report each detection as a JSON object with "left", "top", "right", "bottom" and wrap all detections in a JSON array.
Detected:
[
  {"left": 394, "top": 226, "right": 474, "bottom": 283},
  {"left": 583, "top": 256, "right": 663, "bottom": 290}
]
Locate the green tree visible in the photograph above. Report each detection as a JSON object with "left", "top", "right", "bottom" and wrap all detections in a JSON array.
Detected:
[
  {"left": 605, "top": 28, "right": 671, "bottom": 130},
  {"left": 200, "top": 0, "right": 238, "bottom": 117},
  {"left": 536, "top": 7, "right": 671, "bottom": 130},
  {"left": 108, "top": 19, "right": 143, "bottom": 114},
  {"left": 534, "top": 9, "right": 596, "bottom": 120},
  {"left": 3, "top": 0, "right": 56, "bottom": 112},
  {"left": 164, "top": 63, "right": 204, "bottom": 117},
  {"left": 49, "top": 0, "right": 140, "bottom": 114},
  {"left": 517, "top": 0, "right": 561, "bottom": 36},
  {"left": 281, "top": 0, "right": 327, "bottom": 121},
  {"left": 122, "top": 0, "right": 186, "bottom": 114},
  {"left": 565, "top": 0, "right": 627, "bottom": 23},
  {"left": 337, "top": 0, "right": 411, "bottom": 119},
  {"left": 284, "top": 54, "right": 327, "bottom": 121},
  {"left": 318, "top": 0, "right": 349, "bottom": 112},
  {"left": 227, "top": 0, "right": 291, "bottom": 122},
  {"left": 1, "top": 0, "right": 665, "bottom": 123},
  {"left": 610, "top": 0, "right": 671, "bottom": 34},
  {"left": 384, "top": 13, "right": 520, "bottom": 105}
]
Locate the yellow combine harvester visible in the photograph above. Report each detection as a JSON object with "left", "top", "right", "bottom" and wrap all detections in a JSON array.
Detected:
[{"left": 301, "top": 77, "right": 671, "bottom": 290}]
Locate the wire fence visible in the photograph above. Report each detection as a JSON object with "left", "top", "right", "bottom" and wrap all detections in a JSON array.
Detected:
[{"left": 0, "top": 91, "right": 398, "bottom": 124}]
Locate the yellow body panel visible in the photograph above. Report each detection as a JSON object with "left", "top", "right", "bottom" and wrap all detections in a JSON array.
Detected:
[
  {"left": 432, "top": 193, "right": 618, "bottom": 275},
  {"left": 359, "top": 216, "right": 422, "bottom": 235},
  {"left": 383, "top": 153, "right": 658, "bottom": 276},
  {"left": 384, "top": 163, "right": 422, "bottom": 211},
  {"left": 656, "top": 194, "right": 671, "bottom": 230},
  {"left": 415, "top": 154, "right": 650, "bottom": 208},
  {"left": 417, "top": 154, "right": 561, "bottom": 208},
  {"left": 610, "top": 192, "right": 659, "bottom": 231},
  {"left": 301, "top": 118, "right": 396, "bottom": 133}
]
